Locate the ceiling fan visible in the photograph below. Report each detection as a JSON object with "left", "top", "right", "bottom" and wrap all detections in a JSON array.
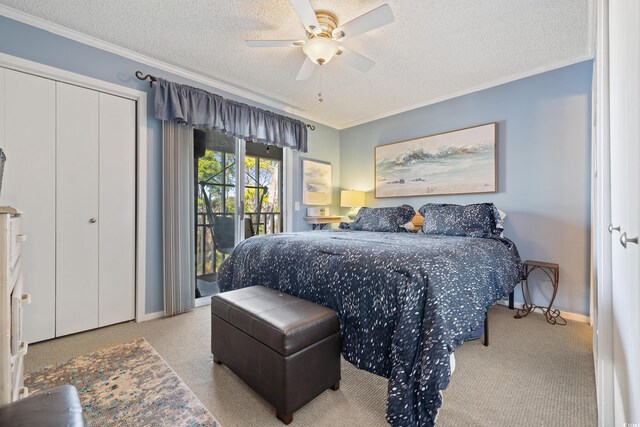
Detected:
[{"left": 246, "top": 0, "right": 394, "bottom": 80}]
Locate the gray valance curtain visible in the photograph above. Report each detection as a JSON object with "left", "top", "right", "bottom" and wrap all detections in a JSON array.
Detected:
[{"left": 154, "top": 78, "right": 308, "bottom": 152}]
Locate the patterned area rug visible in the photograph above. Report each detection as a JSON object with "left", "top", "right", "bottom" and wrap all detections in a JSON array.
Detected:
[{"left": 25, "top": 338, "right": 218, "bottom": 427}]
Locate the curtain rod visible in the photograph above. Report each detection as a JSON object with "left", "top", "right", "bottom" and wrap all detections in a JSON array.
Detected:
[{"left": 134, "top": 70, "right": 316, "bottom": 131}]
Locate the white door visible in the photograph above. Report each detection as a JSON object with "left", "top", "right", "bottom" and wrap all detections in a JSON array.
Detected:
[
  {"left": 98, "top": 93, "right": 136, "bottom": 326},
  {"left": 55, "top": 82, "right": 100, "bottom": 337},
  {"left": 1, "top": 69, "right": 56, "bottom": 343},
  {"left": 609, "top": 0, "right": 640, "bottom": 424}
]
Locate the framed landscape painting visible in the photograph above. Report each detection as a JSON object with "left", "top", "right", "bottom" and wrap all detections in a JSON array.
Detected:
[
  {"left": 302, "top": 159, "right": 332, "bottom": 205},
  {"left": 375, "top": 123, "right": 497, "bottom": 198}
]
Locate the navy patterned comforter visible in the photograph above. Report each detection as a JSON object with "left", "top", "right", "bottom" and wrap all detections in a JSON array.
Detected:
[{"left": 218, "top": 229, "right": 523, "bottom": 426}]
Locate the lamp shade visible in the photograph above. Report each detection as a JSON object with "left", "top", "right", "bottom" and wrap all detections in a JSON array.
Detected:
[
  {"left": 341, "top": 190, "right": 365, "bottom": 207},
  {"left": 303, "top": 38, "right": 339, "bottom": 65}
]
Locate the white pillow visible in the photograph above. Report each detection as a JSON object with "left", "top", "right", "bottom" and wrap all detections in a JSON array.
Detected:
[
  {"left": 497, "top": 209, "right": 507, "bottom": 237},
  {"left": 402, "top": 221, "right": 417, "bottom": 231}
]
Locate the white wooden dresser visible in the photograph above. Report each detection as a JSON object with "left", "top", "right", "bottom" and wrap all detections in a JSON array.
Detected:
[{"left": 0, "top": 207, "right": 29, "bottom": 404}]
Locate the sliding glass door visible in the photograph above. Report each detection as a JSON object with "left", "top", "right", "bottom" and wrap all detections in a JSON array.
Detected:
[
  {"left": 194, "top": 129, "right": 283, "bottom": 301},
  {"left": 244, "top": 142, "right": 283, "bottom": 236}
]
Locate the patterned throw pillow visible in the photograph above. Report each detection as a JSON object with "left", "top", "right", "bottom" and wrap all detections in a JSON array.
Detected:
[
  {"left": 350, "top": 204, "right": 416, "bottom": 232},
  {"left": 418, "top": 203, "right": 502, "bottom": 237}
]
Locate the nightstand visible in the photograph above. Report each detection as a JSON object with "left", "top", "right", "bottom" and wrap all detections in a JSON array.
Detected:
[
  {"left": 304, "top": 216, "right": 343, "bottom": 230},
  {"left": 514, "top": 260, "right": 566, "bottom": 325}
]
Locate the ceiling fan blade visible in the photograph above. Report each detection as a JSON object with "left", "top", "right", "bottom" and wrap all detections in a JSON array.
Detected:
[
  {"left": 246, "top": 40, "right": 304, "bottom": 48},
  {"left": 296, "top": 57, "right": 316, "bottom": 80},
  {"left": 332, "top": 4, "right": 394, "bottom": 40},
  {"left": 337, "top": 47, "right": 375, "bottom": 73},
  {"left": 289, "top": 0, "right": 321, "bottom": 34}
]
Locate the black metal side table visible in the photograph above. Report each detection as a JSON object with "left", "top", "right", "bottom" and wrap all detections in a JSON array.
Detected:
[{"left": 514, "top": 260, "right": 566, "bottom": 325}]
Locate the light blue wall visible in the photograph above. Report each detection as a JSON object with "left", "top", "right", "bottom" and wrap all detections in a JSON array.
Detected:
[
  {"left": 0, "top": 16, "right": 339, "bottom": 314},
  {"left": 339, "top": 61, "right": 593, "bottom": 316},
  {"left": 291, "top": 124, "right": 341, "bottom": 232}
]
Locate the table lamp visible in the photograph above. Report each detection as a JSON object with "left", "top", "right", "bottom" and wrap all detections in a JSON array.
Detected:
[{"left": 341, "top": 190, "right": 365, "bottom": 220}]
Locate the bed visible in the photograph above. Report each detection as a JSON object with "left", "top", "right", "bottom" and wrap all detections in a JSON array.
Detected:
[{"left": 217, "top": 203, "right": 523, "bottom": 426}]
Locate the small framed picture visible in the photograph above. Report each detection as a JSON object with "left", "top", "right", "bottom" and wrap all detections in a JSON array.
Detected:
[{"left": 301, "top": 159, "right": 332, "bottom": 205}]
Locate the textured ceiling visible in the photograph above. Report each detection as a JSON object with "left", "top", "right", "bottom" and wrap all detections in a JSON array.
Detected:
[{"left": 0, "top": 0, "right": 592, "bottom": 129}]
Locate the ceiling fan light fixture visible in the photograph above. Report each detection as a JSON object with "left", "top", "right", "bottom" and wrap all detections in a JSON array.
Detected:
[{"left": 303, "top": 38, "right": 339, "bottom": 65}]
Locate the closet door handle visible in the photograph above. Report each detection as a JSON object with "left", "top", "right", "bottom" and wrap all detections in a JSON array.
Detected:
[
  {"left": 620, "top": 232, "right": 639, "bottom": 248},
  {"left": 608, "top": 224, "right": 620, "bottom": 233},
  {"left": 89, "top": 218, "right": 97, "bottom": 223}
]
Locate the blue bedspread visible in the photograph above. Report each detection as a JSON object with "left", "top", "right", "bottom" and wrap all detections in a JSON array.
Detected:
[{"left": 218, "top": 229, "right": 523, "bottom": 426}]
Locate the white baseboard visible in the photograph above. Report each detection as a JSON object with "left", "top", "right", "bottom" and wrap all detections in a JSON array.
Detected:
[
  {"left": 496, "top": 299, "right": 590, "bottom": 324},
  {"left": 137, "top": 299, "right": 210, "bottom": 321},
  {"left": 195, "top": 297, "right": 212, "bottom": 308},
  {"left": 138, "top": 301, "right": 590, "bottom": 323},
  {"left": 136, "top": 310, "right": 164, "bottom": 322}
]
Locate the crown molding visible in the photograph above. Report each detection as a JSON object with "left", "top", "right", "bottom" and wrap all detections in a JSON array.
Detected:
[
  {"left": 0, "top": 4, "right": 336, "bottom": 129},
  {"left": 336, "top": 53, "right": 594, "bottom": 130},
  {"left": 0, "top": 4, "right": 594, "bottom": 132}
]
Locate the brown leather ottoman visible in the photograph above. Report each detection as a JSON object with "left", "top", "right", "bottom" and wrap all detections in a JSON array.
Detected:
[{"left": 211, "top": 285, "right": 341, "bottom": 425}]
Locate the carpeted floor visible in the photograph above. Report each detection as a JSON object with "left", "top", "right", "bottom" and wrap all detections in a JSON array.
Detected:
[
  {"left": 24, "top": 305, "right": 597, "bottom": 426},
  {"left": 25, "top": 339, "right": 218, "bottom": 427}
]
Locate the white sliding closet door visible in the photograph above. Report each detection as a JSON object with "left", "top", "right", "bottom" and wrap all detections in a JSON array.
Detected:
[
  {"left": 98, "top": 93, "right": 135, "bottom": 326},
  {"left": 2, "top": 70, "right": 56, "bottom": 343},
  {"left": 55, "top": 82, "right": 100, "bottom": 337}
]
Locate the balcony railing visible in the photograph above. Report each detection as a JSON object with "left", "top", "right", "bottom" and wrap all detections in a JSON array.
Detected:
[{"left": 196, "top": 211, "right": 282, "bottom": 278}]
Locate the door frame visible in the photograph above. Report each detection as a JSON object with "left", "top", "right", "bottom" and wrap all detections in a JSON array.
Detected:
[
  {"left": 0, "top": 52, "right": 150, "bottom": 322},
  {"left": 194, "top": 137, "right": 291, "bottom": 308},
  {"left": 283, "top": 147, "right": 294, "bottom": 232},
  {"left": 236, "top": 138, "right": 247, "bottom": 244},
  {"left": 194, "top": 136, "right": 246, "bottom": 308},
  {"left": 592, "top": 0, "right": 615, "bottom": 425}
]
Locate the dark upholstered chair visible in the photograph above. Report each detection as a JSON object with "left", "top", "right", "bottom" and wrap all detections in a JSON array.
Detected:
[{"left": 0, "top": 385, "right": 85, "bottom": 427}]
